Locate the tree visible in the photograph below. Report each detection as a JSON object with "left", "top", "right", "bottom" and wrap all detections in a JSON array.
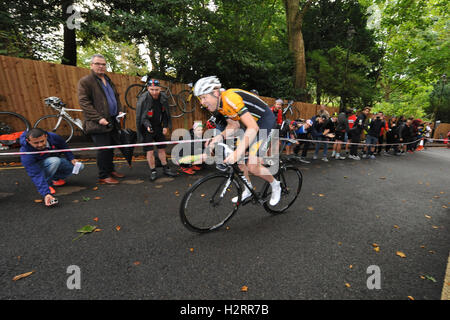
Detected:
[
  {"left": 283, "top": 0, "right": 314, "bottom": 97},
  {"left": 427, "top": 76, "right": 450, "bottom": 123}
]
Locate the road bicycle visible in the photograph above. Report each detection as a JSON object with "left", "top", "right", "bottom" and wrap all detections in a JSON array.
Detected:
[
  {"left": 124, "top": 76, "right": 185, "bottom": 118},
  {"left": 33, "top": 97, "right": 85, "bottom": 143},
  {"left": 179, "top": 143, "right": 303, "bottom": 233},
  {"left": 0, "top": 111, "right": 31, "bottom": 149}
]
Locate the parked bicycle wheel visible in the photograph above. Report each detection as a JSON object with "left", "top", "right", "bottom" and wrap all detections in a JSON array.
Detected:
[
  {"left": 180, "top": 173, "right": 242, "bottom": 233},
  {"left": 0, "top": 111, "right": 31, "bottom": 135},
  {"left": 166, "top": 94, "right": 184, "bottom": 118},
  {"left": 34, "top": 115, "right": 74, "bottom": 143},
  {"left": 262, "top": 166, "right": 303, "bottom": 214},
  {"left": 177, "top": 89, "right": 195, "bottom": 113},
  {"left": 124, "top": 83, "right": 146, "bottom": 110}
]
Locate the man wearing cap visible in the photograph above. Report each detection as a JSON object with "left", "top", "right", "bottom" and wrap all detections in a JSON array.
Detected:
[{"left": 136, "top": 79, "right": 177, "bottom": 181}]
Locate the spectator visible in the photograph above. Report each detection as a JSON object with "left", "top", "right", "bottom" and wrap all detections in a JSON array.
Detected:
[
  {"left": 385, "top": 116, "right": 400, "bottom": 155},
  {"left": 345, "top": 108, "right": 357, "bottom": 155},
  {"left": 78, "top": 54, "right": 125, "bottom": 184},
  {"left": 423, "top": 122, "right": 432, "bottom": 149},
  {"left": 318, "top": 105, "right": 330, "bottom": 119},
  {"left": 399, "top": 118, "right": 414, "bottom": 154},
  {"left": 324, "top": 113, "right": 338, "bottom": 158},
  {"left": 292, "top": 119, "right": 313, "bottom": 163},
  {"left": 271, "top": 99, "right": 284, "bottom": 127},
  {"left": 311, "top": 114, "right": 333, "bottom": 162},
  {"left": 136, "top": 78, "right": 178, "bottom": 181},
  {"left": 363, "top": 111, "right": 386, "bottom": 159},
  {"left": 178, "top": 122, "right": 206, "bottom": 175},
  {"left": 20, "top": 128, "right": 84, "bottom": 207},
  {"left": 333, "top": 110, "right": 349, "bottom": 160},
  {"left": 376, "top": 113, "right": 389, "bottom": 155},
  {"left": 348, "top": 107, "right": 370, "bottom": 160}
]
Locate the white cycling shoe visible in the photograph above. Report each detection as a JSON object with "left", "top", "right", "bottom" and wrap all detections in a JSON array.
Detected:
[
  {"left": 232, "top": 187, "right": 252, "bottom": 204},
  {"left": 269, "top": 180, "right": 281, "bottom": 206}
]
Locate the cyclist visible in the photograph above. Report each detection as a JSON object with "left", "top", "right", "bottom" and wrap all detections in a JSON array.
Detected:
[{"left": 193, "top": 76, "right": 281, "bottom": 206}]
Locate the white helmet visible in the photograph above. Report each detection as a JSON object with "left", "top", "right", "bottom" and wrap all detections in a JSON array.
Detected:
[{"left": 193, "top": 76, "right": 221, "bottom": 96}]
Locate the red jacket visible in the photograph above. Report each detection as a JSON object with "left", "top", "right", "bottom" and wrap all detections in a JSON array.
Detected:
[{"left": 271, "top": 106, "right": 283, "bottom": 125}]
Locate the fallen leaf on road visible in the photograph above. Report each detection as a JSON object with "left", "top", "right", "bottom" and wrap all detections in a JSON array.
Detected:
[
  {"left": 190, "top": 248, "right": 194, "bottom": 252},
  {"left": 408, "top": 296, "right": 415, "bottom": 300},
  {"left": 396, "top": 251, "right": 406, "bottom": 258},
  {"left": 73, "top": 225, "right": 97, "bottom": 241},
  {"left": 34, "top": 199, "right": 43, "bottom": 203},
  {"left": 425, "top": 275, "right": 436, "bottom": 283},
  {"left": 393, "top": 225, "right": 400, "bottom": 229},
  {"left": 92, "top": 187, "right": 98, "bottom": 191},
  {"left": 82, "top": 196, "right": 90, "bottom": 202},
  {"left": 94, "top": 196, "right": 101, "bottom": 200},
  {"left": 93, "top": 217, "right": 99, "bottom": 222},
  {"left": 13, "top": 271, "right": 35, "bottom": 281},
  {"left": 379, "top": 177, "right": 386, "bottom": 180},
  {"left": 318, "top": 194, "right": 325, "bottom": 197},
  {"left": 133, "top": 261, "right": 141, "bottom": 266},
  {"left": 241, "top": 286, "right": 248, "bottom": 292},
  {"left": 443, "top": 205, "right": 448, "bottom": 209},
  {"left": 431, "top": 226, "right": 439, "bottom": 229},
  {"left": 345, "top": 283, "right": 351, "bottom": 288},
  {"left": 425, "top": 215, "right": 432, "bottom": 219},
  {"left": 307, "top": 206, "right": 314, "bottom": 211},
  {"left": 94, "top": 228, "right": 102, "bottom": 232},
  {"left": 116, "top": 226, "right": 121, "bottom": 231}
]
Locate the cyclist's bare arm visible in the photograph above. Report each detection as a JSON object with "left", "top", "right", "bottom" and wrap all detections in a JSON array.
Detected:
[
  {"left": 205, "top": 118, "right": 240, "bottom": 148},
  {"left": 224, "top": 113, "right": 258, "bottom": 164}
]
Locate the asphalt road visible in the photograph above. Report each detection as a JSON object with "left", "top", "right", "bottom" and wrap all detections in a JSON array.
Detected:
[{"left": 0, "top": 148, "right": 448, "bottom": 300}]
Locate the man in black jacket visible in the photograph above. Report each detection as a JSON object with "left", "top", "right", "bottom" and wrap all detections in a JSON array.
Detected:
[
  {"left": 348, "top": 107, "right": 370, "bottom": 160},
  {"left": 363, "top": 111, "right": 386, "bottom": 159},
  {"left": 136, "top": 79, "right": 177, "bottom": 181}
]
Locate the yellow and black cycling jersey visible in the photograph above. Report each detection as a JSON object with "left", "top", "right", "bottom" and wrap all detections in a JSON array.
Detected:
[{"left": 219, "top": 89, "right": 273, "bottom": 124}]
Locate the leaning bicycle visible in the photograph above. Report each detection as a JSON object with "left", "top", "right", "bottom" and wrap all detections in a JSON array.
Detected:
[
  {"left": 33, "top": 97, "right": 85, "bottom": 143},
  {"left": 124, "top": 76, "right": 185, "bottom": 118},
  {"left": 179, "top": 144, "right": 303, "bottom": 233}
]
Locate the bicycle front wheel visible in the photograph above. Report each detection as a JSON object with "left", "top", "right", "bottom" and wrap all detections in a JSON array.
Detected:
[
  {"left": 34, "top": 115, "right": 74, "bottom": 143},
  {"left": 177, "top": 89, "right": 195, "bottom": 113},
  {"left": 180, "top": 173, "right": 242, "bottom": 233},
  {"left": 124, "top": 84, "right": 146, "bottom": 110},
  {"left": 0, "top": 111, "right": 31, "bottom": 135},
  {"left": 168, "top": 94, "right": 184, "bottom": 118},
  {"left": 263, "top": 166, "right": 303, "bottom": 214}
]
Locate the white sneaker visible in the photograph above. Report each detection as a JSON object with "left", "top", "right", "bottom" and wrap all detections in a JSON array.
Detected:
[
  {"left": 269, "top": 181, "right": 281, "bottom": 206},
  {"left": 321, "top": 157, "right": 329, "bottom": 162},
  {"left": 313, "top": 155, "right": 318, "bottom": 160},
  {"left": 331, "top": 151, "right": 336, "bottom": 157},
  {"left": 232, "top": 187, "right": 252, "bottom": 204}
]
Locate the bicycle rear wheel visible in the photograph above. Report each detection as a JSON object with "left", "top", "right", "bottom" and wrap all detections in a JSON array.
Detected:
[
  {"left": 180, "top": 173, "right": 242, "bottom": 233},
  {"left": 0, "top": 111, "right": 31, "bottom": 148},
  {"left": 124, "top": 84, "right": 146, "bottom": 110},
  {"left": 0, "top": 111, "right": 31, "bottom": 135},
  {"left": 34, "top": 115, "right": 74, "bottom": 143},
  {"left": 263, "top": 166, "right": 303, "bottom": 214}
]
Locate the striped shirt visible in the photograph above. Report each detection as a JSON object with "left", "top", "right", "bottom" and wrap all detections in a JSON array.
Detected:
[{"left": 219, "top": 89, "right": 271, "bottom": 124}]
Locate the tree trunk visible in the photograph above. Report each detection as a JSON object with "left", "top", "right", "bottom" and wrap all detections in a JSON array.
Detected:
[
  {"left": 283, "top": 0, "right": 313, "bottom": 95},
  {"left": 62, "top": 1, "right": 77, "bottom": 66}
]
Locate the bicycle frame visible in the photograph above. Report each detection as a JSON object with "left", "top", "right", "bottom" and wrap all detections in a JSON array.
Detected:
[{"left": 46, "top": 102, "right": 84, "bottom": 131}]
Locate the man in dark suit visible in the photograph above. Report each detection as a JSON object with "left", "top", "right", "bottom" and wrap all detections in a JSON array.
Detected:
[{"left": 77, "top": 54, "right": 125, "bottom": 184}]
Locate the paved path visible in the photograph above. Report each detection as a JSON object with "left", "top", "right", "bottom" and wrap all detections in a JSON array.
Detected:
[{"left": 0, "top": 148, "right": 448, "bottom": 300}]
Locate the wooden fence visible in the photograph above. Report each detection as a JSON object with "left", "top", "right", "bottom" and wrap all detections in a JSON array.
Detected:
[{"left": 0, "top": 55, "right": 338, "bottom": 138}]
